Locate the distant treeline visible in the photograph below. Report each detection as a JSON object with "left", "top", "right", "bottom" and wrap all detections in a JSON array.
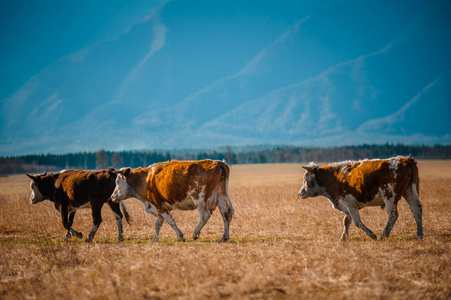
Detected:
[{"left": 1, "top": 144, "right": 450, "bottom": 175}]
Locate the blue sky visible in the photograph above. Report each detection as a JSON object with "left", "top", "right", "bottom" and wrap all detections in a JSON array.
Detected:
[{"left": 1, "top": 0, "right": 450, "bottom": 156}]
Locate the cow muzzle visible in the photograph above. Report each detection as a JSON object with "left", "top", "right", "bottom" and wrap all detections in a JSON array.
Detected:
[
  {"left": 110, "top": 189, "right": 123, "bottom": 203},
  {"left": 110, "top": 193, "right": 119, "bottom": 203},
  {"left": 298, "top": 189, "right": 308, "bottom": 199},
  {"left": 29, "top": 190, "right": 39, "bottom": 204}
]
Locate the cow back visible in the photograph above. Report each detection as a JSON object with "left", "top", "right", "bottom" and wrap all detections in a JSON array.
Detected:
[
  {"left": 318, "top": 156, "right": 416, "bottom": 203},
  {"left": 56, "top": 170, "right": 117, "bottom": 204},
  {"left": 148, "top": 159, "right": 226, "bottom": 205}
]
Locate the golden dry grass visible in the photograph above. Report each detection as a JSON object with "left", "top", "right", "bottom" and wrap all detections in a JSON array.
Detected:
[{"left": 0, "top": 161, "right": 450, "bottom": 299}]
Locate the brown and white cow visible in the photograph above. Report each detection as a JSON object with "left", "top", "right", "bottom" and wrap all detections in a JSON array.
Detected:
[
  {"left": 111, "top": 159, "right": 234, "bottom": 242},
  {"left": 298, "top": 156, "right": 423, "bottom": 240},
  {"left": 27, "top": 168, "right": 131, "bottom": 242}
]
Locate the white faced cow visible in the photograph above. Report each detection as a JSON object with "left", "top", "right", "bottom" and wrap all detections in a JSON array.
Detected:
[
  {"left": 27, "top": 169, "right": 131, "bottom": 242},
  {"left": 111, "top": 159, "right": 234, "bottom": 242},
  {"left": 298, "top": 156, "right": 423, "bottom": 240}
]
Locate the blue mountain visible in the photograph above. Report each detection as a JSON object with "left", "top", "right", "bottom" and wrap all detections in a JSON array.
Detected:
[{"left": 1, "top": 0, "right": 450, "bottom": 156}]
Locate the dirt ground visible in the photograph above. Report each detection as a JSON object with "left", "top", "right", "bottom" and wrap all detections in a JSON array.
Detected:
[{"left": 0, "top": 161, "right": 450, "bottom": 299}]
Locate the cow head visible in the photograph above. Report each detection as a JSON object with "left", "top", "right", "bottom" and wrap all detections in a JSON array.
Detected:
[
  {"left": 111, "top": 167, "right": 133, "bottom": 203},
  {"left": 26, "top": 172, "right": 51, "bottom": 204},
  {"left": 298, "top": 164, "right": 323, "bottom": 199}
]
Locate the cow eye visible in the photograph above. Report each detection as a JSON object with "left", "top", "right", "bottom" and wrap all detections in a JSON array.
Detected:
[{"left": 307, "top": 180, "right": 315, "bottom": 188}]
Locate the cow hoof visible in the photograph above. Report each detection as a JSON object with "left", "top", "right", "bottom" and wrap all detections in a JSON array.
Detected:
[
  {"left": 379, "top": 235, "right": 388, "bottom": 241},
  {"left": 118, "top": 237, "right": 124, "bottom": 243},
  {"left": 178, "top": 237, "right": 186, "bottom": 242},
  {"left": 193, "top": 234, "right": 200, "bottom": 241},
  {"left": 85, "top": 238, "right": 93, "bottom": 243},
  {"left": 73, "top": 232, "right": 83, "bottom": 239},
  {"left": 219, "top": 237, "right": 229, "bottom": 243}
]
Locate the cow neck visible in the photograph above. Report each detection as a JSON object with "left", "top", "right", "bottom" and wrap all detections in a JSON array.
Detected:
[
  {"left": 129, "top": 168, "right": 149, "bottom": 200},
  {"left": 41, "top": 173, "right": 60, "bottom": 198},
  {"left": 316, "top": 166, "right": 343, "bottom": 206}
]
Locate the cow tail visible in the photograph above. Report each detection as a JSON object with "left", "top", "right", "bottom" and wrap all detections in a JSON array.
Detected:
[
  {"left": 219, "top": 161, "right": 234, "bottom": 220},
  {"left": 218, "top": 160, "right": 230, "bottom": 182},
  {"left": 207, "top": 161, "right": 233, "bottom": 215},
  {"left": 407, "top": 157, "right": 420, "bottom": 196},
  {"left": 120, "top": 201, "right": 132, "bottom": 225}
]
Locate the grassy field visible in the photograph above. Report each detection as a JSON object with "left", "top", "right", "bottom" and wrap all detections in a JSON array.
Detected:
[{"left": 0, "top": 161, "right": 450, "bottom": 299}]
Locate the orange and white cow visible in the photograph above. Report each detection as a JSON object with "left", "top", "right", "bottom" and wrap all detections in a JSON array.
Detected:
[
  {"left": 111, "top": 159, "right": 234, "bottom": 242},
  {"left": 298, "top": 156, "right": 423, "bottom": 240}
]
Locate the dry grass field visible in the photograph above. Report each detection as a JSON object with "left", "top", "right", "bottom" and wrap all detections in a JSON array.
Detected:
[{"left": 1, "top": 161, "right": 450, "bottom": 299}]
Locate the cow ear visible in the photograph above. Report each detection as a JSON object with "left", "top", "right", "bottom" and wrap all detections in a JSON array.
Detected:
[
  {"left": 123, "top": 167, "right": 131, "bottom": 177},
  {"left": 311, "top": 166, "right": 319, "bottom": 174},
  {"left": 108, "top": 167, "right": 116, "bottom": 174},
  {"left": 26, "top": 174, "right": 36, "bottom": 180},
  {"left": 302, "top": 166, "right": 311, "bottom": 171}
]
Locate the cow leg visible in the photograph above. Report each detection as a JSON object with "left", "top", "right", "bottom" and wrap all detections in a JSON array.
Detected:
[
  {"left": 60, "top": 205, "right": 73, "bottom": 241},
  {"left": 381, "top": 197, "right": 399, "bottom": 240},
  {"left": 151, "top": 214, "right": 165, "bottom": 243},
  {"left": 68, "top": 212, "right": 83, "bottom": 239},
  {"left": 86, "top": 204, "right": 103, "bottom": 243},
  {"left": 340, "top": 214, "right": 352, "bottom": 241},
  {"left": 161, "top": 212, "right": 185, "bottom": 242},
  {"left": 218, "top": 196, "right": 233, "bottom": 242},
  {"left": 145, "top": 202, "right": 157, "bottom": 217},
  {"left": 193, "top": 205, "right": 211, "bottom": 241},
  {"left": 345, "top": 204, "right": 377, "bottom": 240},
  {"left": 403, "top": 184, "right": 424, "bottom": 239},
  {"left": 108, "top": 201, "right": 125, "bottom": 243}
]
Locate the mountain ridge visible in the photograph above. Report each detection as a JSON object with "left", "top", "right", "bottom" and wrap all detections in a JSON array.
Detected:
[{"left": 1, "top": 0, "right": 450, "bottom": 156}]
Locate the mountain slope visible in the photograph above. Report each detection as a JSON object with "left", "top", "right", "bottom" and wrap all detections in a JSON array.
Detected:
[{"left": 1, "top": 0, "right": 450, "bottom": 156}]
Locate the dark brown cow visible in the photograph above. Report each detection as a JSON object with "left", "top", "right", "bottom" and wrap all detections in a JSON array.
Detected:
[
  {"left": 27, "top": 169, "right": 131, "bottom": 242},
  {"left": 111, "top": 159, "right": 234, "bottom": 242},
  {"left": 298, "top": 156, "right": 423, "bottom": 240}
]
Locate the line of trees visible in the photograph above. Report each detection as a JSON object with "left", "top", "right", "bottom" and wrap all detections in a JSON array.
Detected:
[{"left": 1, "top": 144, "right": 450, "bottom": 175}]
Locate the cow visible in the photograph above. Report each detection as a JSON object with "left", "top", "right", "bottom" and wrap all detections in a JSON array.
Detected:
[
  {"left": 111, "top": 159, "right": 234, "bottom": 242},
  {"left": 26, "top": 168, "right": 132, "bottom": 243},
  {"left": 298, "top": 156, "right": 423, "bottom": 240}
]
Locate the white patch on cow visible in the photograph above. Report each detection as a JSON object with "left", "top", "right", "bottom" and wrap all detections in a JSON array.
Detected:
[
  {"left": 112, "top": 175, "right": 131, "bottom": 202},
  {"left": 299, "top": 171, "right": 326, "bottom": 199},
  {"left": 329, "top": 160, "right": 358, "bottom": 169},
  {"left": 328, "top": 157, "right": 405, "bottom": 171},
  {"left": 29, "top": 181, "right": 48, "bottom": 204},
  {"left": 388, "top": 156, "right": 403, "bottom": 169},
  {"left": 307, "top": 162, "right": 319, "bottom": 168},
  {"left": 170, "top": 185, "right": 204, "bottom": 211},
  {"left": 333, "top": 196, "right": 348, "bottom": 213},
  {"left": 412, "top": 183, "right": 419, "bottom": 199},
  {"left": 382, "top": 183, "right": 396, "bottom": 198},
  {"left": 193, "top": 189, "right": 206, "bottom": 207}
]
